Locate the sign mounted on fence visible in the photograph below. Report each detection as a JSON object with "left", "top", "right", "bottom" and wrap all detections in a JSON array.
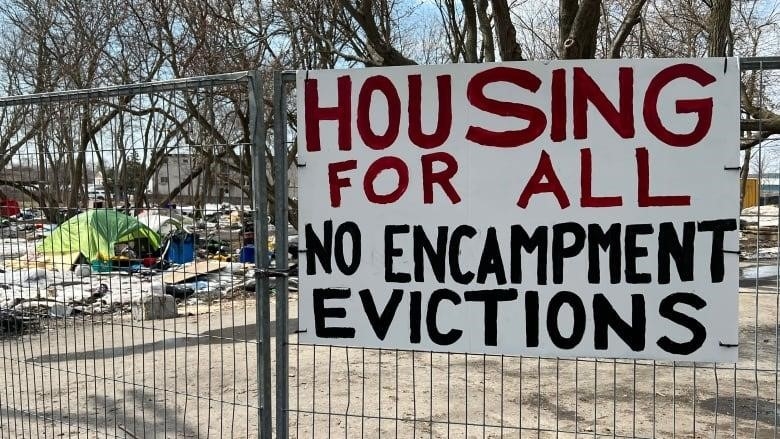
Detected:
[{"left": 296, "top": 58, "right": 740, "bottom": 362}]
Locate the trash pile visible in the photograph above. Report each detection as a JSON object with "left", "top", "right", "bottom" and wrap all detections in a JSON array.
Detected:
[
  {"left": 740, "top": 204, "right": 780, "bottom": 261},
  {"left": 0, "top": 203, "right": 298, "bottom": 334}
]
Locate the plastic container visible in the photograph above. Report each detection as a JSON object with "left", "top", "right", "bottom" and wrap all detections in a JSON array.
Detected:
[
  {"left": 239, "top": 245, "right": 255, "bottom": 263},
  {"left": 167, "top": 234, "right": 195, "bottom": 264},
  {"left": 90, "top": 260, "right": 112, "bottom": 273}
]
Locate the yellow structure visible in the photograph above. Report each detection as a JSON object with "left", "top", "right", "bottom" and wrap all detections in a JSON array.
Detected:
[{"left": 742, "top": 177, "right": 759, "bottom": 209}]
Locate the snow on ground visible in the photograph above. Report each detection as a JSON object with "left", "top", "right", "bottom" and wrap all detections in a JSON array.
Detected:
[{"left": 0, "top": 254, "right": 254, "bottom": 317}]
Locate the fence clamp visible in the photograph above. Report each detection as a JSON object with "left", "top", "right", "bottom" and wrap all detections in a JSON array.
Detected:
[{"left": 255, "top": 267, "right": 296, "bottom": 278}]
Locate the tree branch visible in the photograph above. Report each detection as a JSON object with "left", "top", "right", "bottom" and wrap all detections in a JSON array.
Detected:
[
  {"left": 741, "top": 84, "right": 780, "bottom": 137},
  {"left": 741, "top": 132, "right": 773, "bottom": 150},
  {"left": 0, "top": 179, "right": 47, "bottom": 206},
  {"left": 339, "top": 0, "right": 417, "bottom": 66},
  {"left": 741, "top": 119, "right": 780, "bottom": 134},
  {"left": 609, "top": 0, "right": 648, "bottom": 58},
  {"left": 434, "top": 0, "right": 463, "bottom": 62}
]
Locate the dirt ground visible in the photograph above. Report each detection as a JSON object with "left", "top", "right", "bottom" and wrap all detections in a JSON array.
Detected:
[
  {"left": 1, "top": 284, "right": 780, "bottom": 438},
  {"left": 0, "top": 296, "right": 261, "bottom": 438},
  {"left": 286, "top": 287, "right": 780, "bottom": 439}
]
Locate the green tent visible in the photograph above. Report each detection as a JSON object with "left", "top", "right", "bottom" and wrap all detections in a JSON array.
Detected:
[{"left": 38, "top": 209, "right": 161, "bottom": 262}]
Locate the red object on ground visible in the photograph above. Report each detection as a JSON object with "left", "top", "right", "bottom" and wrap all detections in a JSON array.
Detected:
[
  {"left": 0, "top": 199, "right": 20, "bottom": 217},
  {"left": 142, "top": 257, "right": 158, "bottom": 268}
]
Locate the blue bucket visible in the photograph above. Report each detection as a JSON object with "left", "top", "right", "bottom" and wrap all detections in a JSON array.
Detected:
[
  {"left": 239, "top": 245, "right": 255, "bottom": 263},
  {"left": 168, "top": 234, "right": 195, "bottom": 264}
]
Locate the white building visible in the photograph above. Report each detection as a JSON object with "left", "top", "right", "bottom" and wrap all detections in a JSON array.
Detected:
[
  {"left": 147, "top": 150, "right": 301, "bottom": 207},
  {"left": 149, "top": 153, "right": 247, "bottom": 205}
]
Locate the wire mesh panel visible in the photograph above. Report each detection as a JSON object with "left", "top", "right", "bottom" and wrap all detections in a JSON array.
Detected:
[
  {"left": 279, "top": 58, "right": 780, "bottom": 438},
  {"left": 0, "top": 72, "right": 273, "bottom": 438}
]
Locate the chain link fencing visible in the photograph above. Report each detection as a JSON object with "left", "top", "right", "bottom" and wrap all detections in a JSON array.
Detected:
[
  {"left": 0, "top": 72, "right": 274, "bottom": 438},
  {"left": 0, "top": 57, "right": 778, "bottom": 439},
  {"left": 275, "top": 58, "right": 780, "bottom": 438}
]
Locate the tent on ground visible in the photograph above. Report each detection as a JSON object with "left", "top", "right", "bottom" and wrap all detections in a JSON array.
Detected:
[{"left": 37, "top": 209, "right": 161, "bottom": 262}]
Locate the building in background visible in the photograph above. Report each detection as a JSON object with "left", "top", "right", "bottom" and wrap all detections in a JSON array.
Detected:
[
  {"left": 748, "top": 173, "right": 780, "bottom": 205},
  {"left": 0, "top": 166, "right": 39, "bottom": 203},
  {"left": 148, "top": 152, "right": 247, "bottom": 206}
]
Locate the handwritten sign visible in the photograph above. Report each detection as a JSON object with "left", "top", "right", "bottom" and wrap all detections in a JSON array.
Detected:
[{"left": 296, "top": 58, "right": 740, "bottom": 362}]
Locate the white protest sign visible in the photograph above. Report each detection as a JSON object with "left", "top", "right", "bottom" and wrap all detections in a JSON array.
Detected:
[{"left": 296, "top": 58, "right": 740, "bottom": 362}]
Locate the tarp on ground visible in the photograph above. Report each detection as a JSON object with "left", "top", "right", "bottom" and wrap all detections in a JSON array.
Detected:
[
  {"left": 37, "top": 209, "right": 161, "bottom": 262},
  {"left": 136, "top": 211, "right": 195, "bottom": 235}
]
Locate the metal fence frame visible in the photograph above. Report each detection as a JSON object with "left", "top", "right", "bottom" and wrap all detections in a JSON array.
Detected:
[
  {"left": 272, "top": 56, "right": 780, "bottom": 438},
  {"left": 0, "top": 55, "right": 777, "bottom": 438},
  {"left": 0, "top": 71, "right": 275, "bottom": 438},
  {"left": 274, "top": 70, "right": 294, "bottom": 439}
]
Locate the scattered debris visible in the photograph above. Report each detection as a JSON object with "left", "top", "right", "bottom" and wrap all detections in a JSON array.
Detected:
[
  {"left": 0, "top": 204, "right": 299, "bottom": 332},
  {"left": 741, "top": 205, "right": 780, "bottom": 260},
  {"left": 165, "top": 284, "right": 195, "bottom": 299},
  {"left": 132, "top": 294, "right": 177, "bottom": 320},
  {"left": 0, "top": 309, "right": 26, "bottom": 334},
  {"left": 162, "top": 260, "right": 229, "bottom": 284}
]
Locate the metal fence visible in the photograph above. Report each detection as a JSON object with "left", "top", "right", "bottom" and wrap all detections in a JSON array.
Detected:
[
  {"left": 0, "top": 57, "right": 778, "bottom": 439},
  {"left": 272, "top": 57, "right": 780, "bottom": 438},
  {"left": 0, "top": 72, "right": 274, "bottom": 438}
]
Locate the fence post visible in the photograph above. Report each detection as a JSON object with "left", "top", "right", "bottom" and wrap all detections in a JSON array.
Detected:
[
  {"left": 273, "top": 70, "right": 290, "bottom": 438},
  {"left": 249, "top": 70, "right": 273, "bottom": 439}
]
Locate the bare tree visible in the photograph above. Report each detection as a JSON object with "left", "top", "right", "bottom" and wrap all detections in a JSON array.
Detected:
[{"left": 0, "top": 0, "right": 775, "bottom": 224}]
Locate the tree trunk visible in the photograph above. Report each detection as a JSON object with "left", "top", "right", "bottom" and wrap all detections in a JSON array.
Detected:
[
  {"left": 475, "top": 0, "right": 495, "bottom": 62},
  {"left": 67, "top": 133, "right": 89, "bottom": 213},
  {"left": 460, "top": 0, "right": 478, "bottom": 62},
  {"left": 490, "top": 0, "right": 524, "bottom": 61},
  {"left": 561, "top": 0, "right": 601, "bottom": 59},
  {"left": 708, "top": 0, "right": 731, "bottom": 57},
  {"left": 559, "top": 0, "right": 578, "bottom": 56},
  {"left": 36, "top": 132, "right": 48, "bottom": 214}
]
